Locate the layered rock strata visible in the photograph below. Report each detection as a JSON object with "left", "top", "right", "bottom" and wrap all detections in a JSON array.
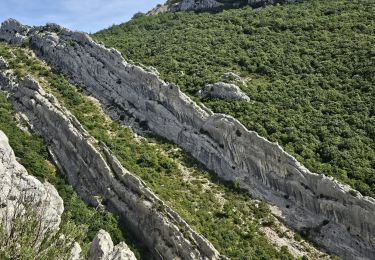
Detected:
[
  {"left": 1, "top": 20, "right": 375, "bottom": 258},
  {"left": 0, "top": 68, "right": 221, "bottom": 259},
  {"left": 0, "top": 130, "right": 63, "bottom": 240}
]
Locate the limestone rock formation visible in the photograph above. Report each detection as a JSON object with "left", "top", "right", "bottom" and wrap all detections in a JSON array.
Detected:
[
  {"left": 167, "top": 0, "right": 299, "bottom": 12},
  {"left": 87, "top": 230, "right": 136, "bottom": 260},
  {"left": 197, "top": 82, "right": 250, "bottom": 101},
  {"left": 1, "top": 20, "right": 375, "bottom": 259},
  {"left": 0, "top": 130, "right": 63, "bottom": 238},
  {"left": 0, "top": 18, "right": 29, "bottom": 44},
  {"left": 170, "top": 0, "right": 223, "bottom": 12},
  {"left": 147, "top": 4, "right": 169, "bottom": 16},
  {"left": 0, "top": 68, "right": 221, "bottom": 259}
]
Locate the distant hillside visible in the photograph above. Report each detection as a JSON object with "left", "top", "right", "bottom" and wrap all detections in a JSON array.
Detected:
[{"left": 94, "top": 0, "right": 375, "bottom": 197}]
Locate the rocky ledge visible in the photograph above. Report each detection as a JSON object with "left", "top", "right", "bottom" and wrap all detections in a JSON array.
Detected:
[
  {"left": 0, "top": 67, "right": 221, "bottom": 259},
  {"left": 1, "top": 19, "right": 375, "bottom": 259},
  {"left": 167, "top": 0, "right": 300, "bottom": 12}
]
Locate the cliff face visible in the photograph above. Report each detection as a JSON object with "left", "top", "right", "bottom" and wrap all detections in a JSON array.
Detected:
[
  {"left": 1, "top": 19, "right": 375, "bottom": 259},
  {"left": 0, "top": 130, "right": 63, "bottom": 241},
  {"left": 0, "top": 67, "right": 220, "bottom": 259}
]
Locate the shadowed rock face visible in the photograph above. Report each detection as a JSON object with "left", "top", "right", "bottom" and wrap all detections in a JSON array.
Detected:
[
  {"left": 0, "top": 130, "right": 63, "bottom": 240},
  {"left": 1, "top": 20, "right": 375, "bottom": 259},
  {"left": 0, "top": 70, "right": 221, "bottom": 259}
]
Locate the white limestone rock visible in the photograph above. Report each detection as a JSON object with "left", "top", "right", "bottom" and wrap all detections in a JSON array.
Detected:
[
  {"left": 0, "top": 71, "right": 221, "bottom": 259},
  {"left": 197, "top": 82, "right": 250, "bottom": 101},
  {"left": 87, "top": 230, "right": 136, "bottom": 260},
  {"left": 0, "top": 130, "right": 63, "bottom": 238},
  {"left": 168, "top": 0, "right": 300, "bottom": 12},
  {"left": 170, "top": 0, "right": 223, "bottom": 12},
  {"left": 1, "top": 20, "right": 374, "bottom": 259}
]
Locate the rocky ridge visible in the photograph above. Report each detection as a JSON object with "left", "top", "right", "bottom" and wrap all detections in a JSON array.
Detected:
[
  {"left": 1, "top": 19, "right": 375, "bottom": 258},
  {"left": 0, "top": 63, "right": 221, "bottom": 259},
  {"left": 153, "top": 0, "right": 300, "bottom": 13}
]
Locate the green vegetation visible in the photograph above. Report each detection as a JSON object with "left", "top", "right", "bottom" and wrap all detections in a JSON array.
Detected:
[
  {"left": 0, "top": 45, "right": 142, "bottom": 258},
  {"left": 0, "top": 44, "right": 304, "bottom": 259},
  {"left": 0, "top": 204, "right": 80, "bottom": 259},
  {"left": 94, "top": 0, "right": 375, "bottom": 197}
]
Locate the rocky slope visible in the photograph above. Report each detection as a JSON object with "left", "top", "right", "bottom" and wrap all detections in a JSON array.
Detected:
[
  {"left": 1, "top": 19, "right": 375, "bottom": 258},
  {"left": 0, "top": 62, "right": 221, "bottom": 259}
]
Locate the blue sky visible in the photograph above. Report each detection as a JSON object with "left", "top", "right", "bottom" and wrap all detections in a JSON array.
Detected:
[{"left": 0, "top": 0, "right": 164, "bottom": 33}]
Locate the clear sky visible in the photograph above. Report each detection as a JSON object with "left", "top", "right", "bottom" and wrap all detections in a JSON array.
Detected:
[{"left": 0, "top": 0, "right": 164, "bottom": 33}]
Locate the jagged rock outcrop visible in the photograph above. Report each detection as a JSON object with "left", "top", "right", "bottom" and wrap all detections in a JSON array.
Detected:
[
  {"left": 170, "top": 0, "right": 223, "bottom": 12},
  {"left": 0, "top": 18, "right": 29, "bottom": 44},
  {"left": 197, "top": 82, "right": 250, "bottom": 101},
  {"left": 0, "top": 130, "right": 63, "bottom": 239},
  {"left": 87, "top": 230, "right": 136, "bottom": 260},
  {"left": 1, "top": 20, "right": 375, "bottom": 259},
  {"left": 168, "top": 0, "right": 299, "bottom": 12},
  {"left": 0, "top": 69, "right": 221, "bottom": 259},
  {"left": 147, "top": 4, "right": 169, "bottom": 16}
]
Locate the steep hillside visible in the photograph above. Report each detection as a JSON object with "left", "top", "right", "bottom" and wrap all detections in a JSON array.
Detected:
[
  {"left": 0, "top": 42, "right": 309, "bottom": 259},
  {"left": 0, "top": 47, "right": 142, "bottom": 258},
  {"left": 94, "top": 0, "right": 375, "bottom": 197}
]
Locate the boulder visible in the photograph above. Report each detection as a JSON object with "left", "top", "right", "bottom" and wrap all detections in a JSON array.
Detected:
[
  {"left": 197, "top": 82, "right": 250, "bottom": 101},
  {"left": 87, "top": 230, "right": 136, "bottom": 260}
]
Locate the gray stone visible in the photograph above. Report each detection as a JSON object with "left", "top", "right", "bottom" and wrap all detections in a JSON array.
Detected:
[
  {"left": 197, "top": 82, "right": 250, "bottom": 101},
  {"left": 170, "top": 0, "right": 223, "bottom": 12},
  {"left": 167, "top": 0, "right": 299, "bottom": 12},
  {"left": 87, "top": 230, "right": 136, "bottom": 260},
  {"left": 0, "top": 18, "right": 29, "bottom": 44},
  {"left": 0, "top": 130, "right": 63, "bottom": 240},
  {"left": 1, "top": 20, "right": 375, "bottom": 259}
]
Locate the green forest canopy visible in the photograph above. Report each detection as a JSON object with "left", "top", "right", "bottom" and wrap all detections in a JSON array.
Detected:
[{"left": 94, "top": 0, "right": 375, "bottom": 197}]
